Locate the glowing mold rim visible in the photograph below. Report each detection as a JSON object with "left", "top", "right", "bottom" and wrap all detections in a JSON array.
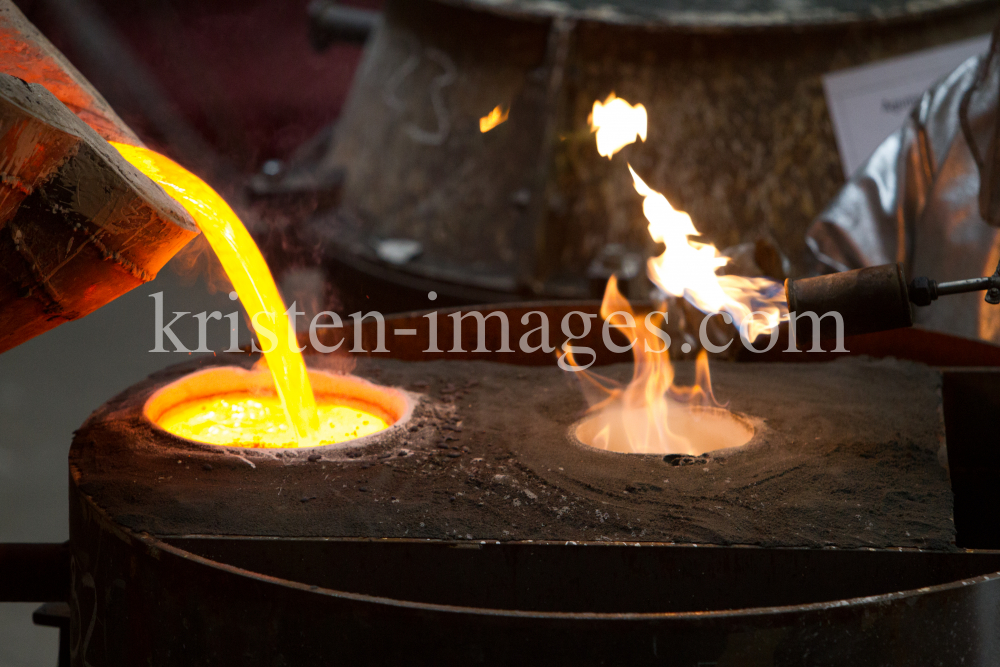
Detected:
[
  {"left": 572, "top": 405, "right": 756, "bottom": 457},
  {"left": 144, "top": 366, "right": 415, "bottom": 453}
]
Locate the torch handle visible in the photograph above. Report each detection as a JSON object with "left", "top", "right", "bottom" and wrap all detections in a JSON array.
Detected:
[
  {"left": 936, "top": 277, "right": 1000, "bottom": 295},
  {"left": 784, "top": 264, "right": 1000, "bottom": 345},
  {"left": 909, "top": 275, "right": 1000, "bottom": 306}
]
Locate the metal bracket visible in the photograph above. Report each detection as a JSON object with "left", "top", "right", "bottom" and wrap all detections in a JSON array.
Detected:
[{"left": 33, "top": 602, "right": 70, "bottom": 667}]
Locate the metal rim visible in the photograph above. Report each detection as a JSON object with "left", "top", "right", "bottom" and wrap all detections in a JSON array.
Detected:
[
  {"left": 140, "top": 365, "right": 419, "bottom": 456},
  {"left": 570, "top": 407, "right": 759, "bottom": 457},
  {"left": 432, "top": 0, "right": 997, "bottom": 31},
  {"left": 137, "top": 525, "right": 1000, "bottom": 621}
]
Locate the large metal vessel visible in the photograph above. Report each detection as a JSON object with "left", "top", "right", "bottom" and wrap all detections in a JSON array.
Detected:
[
  {"left": 56, "top": 305, "right": 1000, "bottom": 666},
  {"left": 314, "top": 0, "right": 1000, "bottom": 312}
]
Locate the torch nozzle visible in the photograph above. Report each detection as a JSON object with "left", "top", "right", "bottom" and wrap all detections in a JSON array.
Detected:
[{"left": 783, "top": 264, "right": 1000, "bottom": 346}]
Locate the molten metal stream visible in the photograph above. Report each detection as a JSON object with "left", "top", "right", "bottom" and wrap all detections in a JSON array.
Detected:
[{"left": 112, "top": 143, "right": 320, "bottom": 445}]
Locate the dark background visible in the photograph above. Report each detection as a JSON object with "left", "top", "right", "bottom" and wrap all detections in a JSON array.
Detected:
[{"left": 17, "top": 0, "right": 381, "bottom": 174}]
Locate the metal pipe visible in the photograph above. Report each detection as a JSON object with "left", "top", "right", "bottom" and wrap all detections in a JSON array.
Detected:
[
  {"left": 936, "top": 276, "right": 1000, "bottom": 295},
  {"left": 910, "top": 275, "right": 1000, "bottom": 305}
]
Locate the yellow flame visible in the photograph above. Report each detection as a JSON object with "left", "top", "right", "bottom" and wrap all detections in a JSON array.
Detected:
[
  {"left": 585, "top": 94, "right": 787, "bottom": 340},
  {"left": 479, "top": 105, "right": 509, "bottom": 133},
  {"left": 157, "top": 393, "right": 388, "bottom": 448},
  {"left": 601, "top": 276, "right": 722, "bottom": 412},
  {"left": 111, "top": 142, "right": 320, "bottom": 445},
  {"left": 564, "top": 277, "right": 749, "bottom": 455},
  {"left": 588, "top": 93, "right": 647, "bottom": 159},
  {"left": 565, "top": 94, "right": 787, "bottom": 454},
  {"left": 630, "top": 165, "right": 787, "bottom": 341}
]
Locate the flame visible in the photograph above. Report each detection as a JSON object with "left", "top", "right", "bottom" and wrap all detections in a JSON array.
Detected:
[
  {"left": 599, "top": 275, "right": 719, "bottom": 409},
  {"left": 479, "top": 105, "right": 509, "bottom": 133},
  {"left": 588, "top": 93, "right": 647, "bottom": 159},
  {"left": 567, "top": 277, "right": 751, "bottom": 455},
  {"left": 565, "top": 94, "right": 790, "bottom": 454},
  {"left": 112, "top": 142, "right": 320, "bottom": 445},
  {"left": 630, "top": 165, "right": 788, "bottom": 341}
]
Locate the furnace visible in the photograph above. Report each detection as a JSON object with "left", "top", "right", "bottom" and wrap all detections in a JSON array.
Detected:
[
  {"left": 75, "top": 355, "right": 953, "bottom": 547},
  {"left": 309, "top": 0, "right": 1000, "bottom": 313},
  {"left": 52, "top": 307, "right": 1000, "bottom": 665},
  {"left": 146, "top": 366, "right": 405, "bottom": 448}
]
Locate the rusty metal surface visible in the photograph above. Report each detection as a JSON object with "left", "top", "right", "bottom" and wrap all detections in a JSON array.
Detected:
[
  {"left": 785, "top": 263, "right": 913, "bottom": 341},
  {"left": 323, "top": 0, "right": 999, "bottom": 309},
  {"left": 0, "top": 0, "right": 140, "bottom": 145},
  {"left": 0, "top": 73, "right": 198, "bottom": 356}
]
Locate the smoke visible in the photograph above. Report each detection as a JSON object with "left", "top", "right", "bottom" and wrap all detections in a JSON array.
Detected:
[
  {"left": 279, "top": 266, "right": 355, "bottom": 375},
  {"left": 169, "top": 233, "right": 234, "bottom": 294}
]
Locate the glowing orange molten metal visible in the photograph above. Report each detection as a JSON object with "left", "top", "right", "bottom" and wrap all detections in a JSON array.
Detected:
[
  {"left": 158, "top": 395, "right": 388, "bottom": 448},
  {"left": 479, "top": 105, "right": 509, "bottom": 133},
  {"left": 112, "top": 143, "right": 322, "bottom": 445},
  {"left": 145, "top": 367, "right": 404, "bottom": 449}
]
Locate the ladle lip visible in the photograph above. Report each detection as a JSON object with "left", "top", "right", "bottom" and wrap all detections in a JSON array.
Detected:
[
  {"left": 143, "top": 365, "right": 416, "bottom": 455},
  {"left": 569, "top": 404, "right": 757, "bottom": 458}
]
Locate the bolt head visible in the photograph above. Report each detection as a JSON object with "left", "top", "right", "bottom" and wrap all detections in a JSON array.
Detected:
[{"left": 909, "top": 277, "right": 935, "bottom": 307}]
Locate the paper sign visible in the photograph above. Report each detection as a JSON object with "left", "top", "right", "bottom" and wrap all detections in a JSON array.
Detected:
[{"left": 823, "top": 34, "right": 992, "bottom": 178}]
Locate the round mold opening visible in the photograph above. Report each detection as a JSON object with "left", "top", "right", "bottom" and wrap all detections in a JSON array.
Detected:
[
  {"left": 144, "top": 366, "right": 412, "bottom": 450},
  {"left": 574, "top": 405, "right": 754, "bottom": 456}
]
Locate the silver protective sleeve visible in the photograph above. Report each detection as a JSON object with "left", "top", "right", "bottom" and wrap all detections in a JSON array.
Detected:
[{"left": 806, "top": 42, "right": 1000, "bottom": 342}]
